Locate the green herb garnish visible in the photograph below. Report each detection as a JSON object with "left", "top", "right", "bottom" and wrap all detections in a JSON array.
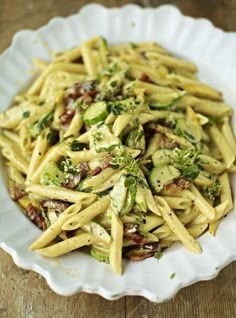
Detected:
[
  {"left": 30, "top": 112, "right": 54, "bottom": 137},
  {"left": 68, "top": 140, "right": 88, "bottom": 151},
  {"left": 108, "top": 98, "right": 136, "bottom": 115},
  {"left": 204, "top": 181, "right": 221, "bottom": 201},
  {"left": 47, "top": 130, "right": 59, "bottom": 146},
  {"left": 170, "top": 272, "right": 176, "bottom": 279},
  {"left": 93, "top": 131, "right": 103, "bottom": 144},
  {"left": 60, "top": 158, "right": 80, "bottom": 176},
  {"left": 154, "top": 250, "right": 163, "bottom": 260},
  {"left": 23, "top": 111, "right": 30, "bottom": 118},
  {"left": 172, "top": 148, "right": 200, "bottom": 181},
  {"left": 101, "top": 63, "right": 121, "bottom": 78}
]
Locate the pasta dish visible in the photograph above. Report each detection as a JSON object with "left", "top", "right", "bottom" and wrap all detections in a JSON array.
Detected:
[{"left": 0, "top": 36, "right": 235, "bottom": 274}]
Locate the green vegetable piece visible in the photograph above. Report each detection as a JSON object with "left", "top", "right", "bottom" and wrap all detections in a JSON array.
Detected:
[
  {"left": 204, "top": 181, "right": 221, "bottom": 201},
  {"left": 100, "top": 72, "right": 124, "bottom": 101},
  {"left": 108, "top": 97, "right": 137, "bottom": 115},
  {"left": 60, "top": 158, "right": 80, "bottom": 176},
  {"left": 30, "top": 112, "right": 54, "bottom": 137},
  {"left": 91, "top": 247, "right": 109, "bottom": 263},
  {"left": 82, "top": 222, "right": 111, "bottom": 244},
  {"left": 154, "top": 250, "right": 163, "bottom": 260},
  {"left": 150, "top": 91, "right": 185, "bottom": 110},
  {"left": 110, "top": 175, "right": 127, "bottom": 212},
  {"left": 170, "top": 272, "right": 176, "bottom": 279},
  {"left": 91, "top": 125, "right": 121, "bottom": 153},
  {"left": 175, "top": 118, "right": 200, "bottom": 144},
  {"left": 83, "top": 101, "right": 108, "bottom": 126},
  {"left": 149, "top": 165, "right": 181, "bottom": 193},
  {"left": 69, "top": 140, "right": 88, "bottom": 151},
  {"left": 47, "top": 130, "right": 59, "bottom": 146},
  {"left": 23, "top": 111, "right": 30, "bottom": 118},
  {"left": 40, "top": 161, "right": 65, "bottom": 186},
  {"left": 122, "top": 176, "right": 137, "bottom": 215},
  {"left": 126, "top": 125, "right": 145, "bottom": 153},
  {"left": 172, "top": 148, "right": 200, "bottom": 181},
  {"left": 152, "top": 149, "right": 173, "bottom": 167},
  {"left": 182, "top": 164, "right": 200, "bottom": 181},
  {"left": 135, "top": 184, "right": 147, "bottom": 212}
]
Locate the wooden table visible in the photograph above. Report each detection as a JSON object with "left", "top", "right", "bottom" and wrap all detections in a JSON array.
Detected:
[{"left": 1, "top": 1, "right": 236, "bottom": 317}]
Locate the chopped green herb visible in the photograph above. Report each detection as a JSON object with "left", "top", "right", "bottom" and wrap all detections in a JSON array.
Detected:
[
  {"left": 38, "top": 100, "right": 45, "bottom": 106},
  {"left": 124, "top": 175, "right": 137, "bottom": 189},
  {"left": 204, "top": 181, "right": 221, "bottom": 201},
  {"left": 23, "top": 111, "right": 30, "bottom": 118},
  {"left": 126, "top": 125, "right": 145, "bottom": 152},
  {"left": 110, "top": 148, "right": 131, "bottom": 167},
  {"left": 68, "top": 140, "right": 88, "bottom": 151},
  {"left": 93, "top": 131, "right": 103, "bottom": 144},
  {"left": 101, "top": 63, "right": 121, "bottom": 78},
  {"left": 30, "top": 112, "right": 54, "bottom": 137},
  {"left": 108, "top": 98, "right": 136, "bottom": 115},
  {"left": 170, "top": 272, "right": 176, "bottom": 279},
  {"left": 47, "top": 130, "right": 59, "bottom": 146},
  {"left": 172, "top": 148, "right": 200, "bottom": 181},
  {"left": 60, "top": 158, "right": 80, "bottom": 176},
  {"left": 154, "top": 250, "right": 163, "bottom": 260},
  {"left": 110, "top": 147, "right": 146, "bottom": 185}
]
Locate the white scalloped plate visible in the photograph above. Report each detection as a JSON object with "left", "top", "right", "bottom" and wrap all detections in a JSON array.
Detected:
[{"left": 0, "top": 4, "right": 236, "bottom": 302}]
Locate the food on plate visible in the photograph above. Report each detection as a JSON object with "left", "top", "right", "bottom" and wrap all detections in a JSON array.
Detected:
[{"left": 0, "top": 36, "right": 235, "bottom": 274}]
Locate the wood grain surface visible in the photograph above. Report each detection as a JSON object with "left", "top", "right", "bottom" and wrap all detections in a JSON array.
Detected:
[{"left": 0, "top": 1, "right": 236, "bottom": 317}]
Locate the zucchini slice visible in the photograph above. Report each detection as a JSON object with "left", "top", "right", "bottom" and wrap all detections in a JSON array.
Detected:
[
  {"left": 91, "top": 246, "right": 110, "bottom": 263},
  {"left": 126, "top": 125, "right": 145, "bottom": 153},
  {"left": 152, "top": 149, "right": 173, "bottom": 167},
  {"left": 91, "top": 125, "right": 121, "bottom": 153},
  {"left": 83, "top": 101, "right": 108, "bottom": 126},
  {"left": 149, "top": 165, "right": 180, "bottom": 193},
  {"left": 82, "top": 222, "right": 111, "bottom": 244},
  {"left": 40, "top": 161, "right": 65, "bottom": 186},
  {"left": 135, "top": 184, "right": 147, "bottom": 212}
]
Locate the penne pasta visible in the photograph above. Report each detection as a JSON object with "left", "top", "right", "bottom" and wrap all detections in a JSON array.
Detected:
[
  {"left": 26, "top": 184, "right": 97, "bottom": 204},
  {"left": 62, "top": 197, "right": 110, "bottom": 230},
  {"left": 0, "top": 36, "right": 235, "bottom": 275},
  {"left": 36, "top": 233, "right": 98, "bottom": 257},
  {"left": 155, "top": 197, "right": 201, "bottom": 254},
  {"left": 109, "top": 209, "right": 123, "bottom": 275},
  {"left": 30, "top": 202, "right": 82, "bottom": 250}
]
